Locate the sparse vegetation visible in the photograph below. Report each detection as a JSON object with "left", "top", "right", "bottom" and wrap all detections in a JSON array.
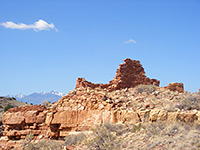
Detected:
[
  {"left": 142, "top": 121, "right": 200, "bottom": 149},
  {"left": 4, "top": 104, "right": 14, "bottom": 112},
  {"left": 25, "top": 133, "right": 34, "bottom": 142},
  {"left": 131, "top": 123, "right": 142, "bottom": 133},
  {"left": 84, "top": 123, "right": 125, "bottom": 150},
  {"left": 77, "top": 122, "right": 200, "bottom": 150},
  {"left": 15, "top": 122, "right": 200, "bottom": 150},
  {"left": 22, "top": 133, "right": 35, "bottom": 149},
  {"left": 176, "top": 91, "right": 200, "bottom": 110},
  {"left": 25, "top": 139, "right": 63, "bottom": 150},
  {"left": 134, "top": 84, "right": 157, "bottom": 94},
  {"left": 64, "top": 132, "right": 86, "bottom": 146},
  {"left": 23, "top": 134, "right": 64, "bottom": 150}
]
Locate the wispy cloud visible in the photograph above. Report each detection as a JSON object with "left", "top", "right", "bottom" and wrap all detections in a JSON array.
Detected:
[
  {"left": 123, "top": 39, "right": 136, "bottom": 44},
  {"left": 0, "top": 19, "right": 58, "bottom": 32}
]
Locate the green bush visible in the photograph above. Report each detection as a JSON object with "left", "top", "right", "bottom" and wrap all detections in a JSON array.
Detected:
[
  {"left": 4, "top": 104, "right": 13, "bottom": 112},
  {"left": 134, "top": 84, "right": 157, "bottom": 95}
]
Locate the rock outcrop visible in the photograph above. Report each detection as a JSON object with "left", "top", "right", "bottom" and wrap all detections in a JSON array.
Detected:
[
  {"left": 2, "top": 105, "right": 48, "bottom": 140},
  {"left": 76, "top": 58, "right": 160, "bottom": 91},
  {"left": 1, "top": 58, "right": 195, "bottom": 150}
]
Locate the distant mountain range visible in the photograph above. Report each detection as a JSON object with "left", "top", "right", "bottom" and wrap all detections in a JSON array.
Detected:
[{"left": 7, "top": 90, "right": 64, "bottom": 104}]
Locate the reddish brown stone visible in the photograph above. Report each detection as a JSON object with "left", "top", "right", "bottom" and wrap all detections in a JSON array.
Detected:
[
  {"left": 164, "top": 82, "right": 184, "bottom": 93},
  {"left": 1, "top": 58, "right": 191, "bottom": 148},
  {"left": 2, "top": 105, "right": 47, "bottom": 140},
  {"left": 75, "top": 58, "right": 160, "bottom": 91}
]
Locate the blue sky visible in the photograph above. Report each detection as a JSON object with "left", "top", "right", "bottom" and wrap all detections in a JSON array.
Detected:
[{"left": 0, "top": 0, "right": 200, "bottom": 95}]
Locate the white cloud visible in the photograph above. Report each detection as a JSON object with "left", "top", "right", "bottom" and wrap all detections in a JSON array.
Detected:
[
  {"left": 0, "top": 19, "right": 58, "bottom": 32},
  {"left": 123, "top": 39, "right": 136, "bottom": 44}
]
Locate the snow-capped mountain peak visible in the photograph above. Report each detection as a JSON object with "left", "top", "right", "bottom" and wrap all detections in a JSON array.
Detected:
[
  {"left": 6, "top": 90, "right": 65, "bottom": 104},
  {"left": 49, "top": 90, "right": 64, "bottom": 96},
  {"left": 15, "top": 94, "right": 25, "bottom": 99}
]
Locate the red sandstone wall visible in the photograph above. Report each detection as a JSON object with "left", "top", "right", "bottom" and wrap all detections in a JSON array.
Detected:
[
  {"left": 76, "top": 58, "right": 160, "bottom": 91},
  {"left": 164, "top": 82, "right": 184, "bottom": 93}
]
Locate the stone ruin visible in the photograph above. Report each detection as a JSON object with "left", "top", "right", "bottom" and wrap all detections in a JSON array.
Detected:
[
  {"left": 1, "top": 58, "right": 193, "bottom": 149},
  {"left": 75, "top": 58, "right": 160, "bottom": 91},
  {"left": 164, "top": 82, "right": 184, "bottom": 93}
]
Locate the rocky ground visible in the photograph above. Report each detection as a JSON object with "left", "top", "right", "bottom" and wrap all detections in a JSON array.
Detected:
[
  {"left": 69, "top": 121, "right": 200, "bottom": 150},
  {"left": 7, "top": 120, "right": 200, "bottom": 150},
  {"left": 0, "top": 86, "right": 199, "bottom": 150}
]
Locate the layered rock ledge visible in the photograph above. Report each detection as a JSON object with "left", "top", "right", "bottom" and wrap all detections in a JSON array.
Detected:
[{"left": 2, "top": 105, "right": 48, "bottom": 140}]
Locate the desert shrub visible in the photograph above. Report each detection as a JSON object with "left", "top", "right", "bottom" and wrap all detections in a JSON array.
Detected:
[
  {"left": 4, "top": 104, "right": 13, "bottom": 112},
  {"left": 144, "top": 121, "right": 200, "bottom": 149},
  {"left": 22, "top": 133, "right": 35, "bottom": 149},
  {"left": 25, "top": 139, "right": 63, "bottom": 150},
  {"left": 145, "top": 121, "right": 166, "bottom": 137},
  {"left": 64, "top": 132, "right": 86, "bottom": 146},
  {"left": 131, "top": 123, "right": 142, "bottom": 133},
  {"left": 85, "top": 123, "right": 124, "bottom": 150},
  {"left": 176, "top": 93, "right": 200, "bottom": 110},
  {"left": 100, "top": 123, "right": 126, "bottom": 136},
  {"left": 59, "top": 122, "right": 200, "bottom": 150},
  {"left": 134, "top": 84, "right": 156, "bottom": 95},
  {"left": 25, "top": 143, "right": 35, "bottom": 150},
  {"left": 25, "top": 133, "right": 34, "bottom": 142},
  {"left": 183, "top": 90, "right": 192, "bottom": 95}
]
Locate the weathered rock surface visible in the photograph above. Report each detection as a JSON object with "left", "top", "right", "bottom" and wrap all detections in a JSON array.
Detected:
[{"left": 2, "top": 105, "right": 48, "bottom": 140}]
